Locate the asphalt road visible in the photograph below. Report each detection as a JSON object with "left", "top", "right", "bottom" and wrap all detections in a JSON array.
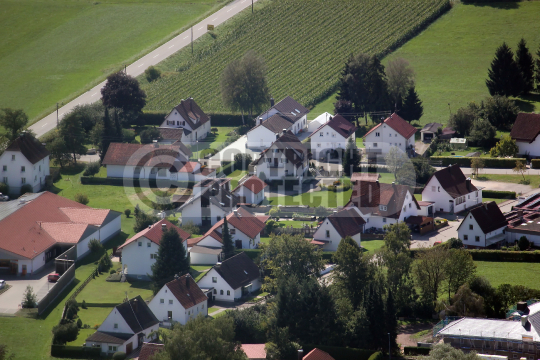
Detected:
[{"left": 29, "top": 0, "right": 258, "bottom": 138}]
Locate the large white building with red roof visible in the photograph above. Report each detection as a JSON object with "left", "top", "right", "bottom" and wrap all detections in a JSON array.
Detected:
[
  {"left": 363, "top": 113, "right": 417, "bottom": 157},
  {"left": 118, "top": 219, "right": 191, "bottom": 281},
  {"left": 0, "top": 191, "right": 121, "bottom": 275},
  {"left": 308, "top": 114, "right": 357, "bottom": 160},
  {"left": 232, "top": 175, "right": 267, "bottom": 204}
]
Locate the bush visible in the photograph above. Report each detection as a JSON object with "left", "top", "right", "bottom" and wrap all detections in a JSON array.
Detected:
[
  {"left": 22, "top": 285, "right": 37, "bottom": 308},
  {"left": 0, "top": 182, "right": 8, "bottom": 195},
  {"left": 50, "top": 345, "right": 101, "bottom": 359},
  {"left": 403, "top": 347, "right": 431, "bottom": 356},
  {"left": 52, "top": 322, "right": 79, "bottom": 345},
  {"left": 98, "top": 254, "right": 113, "bottom": 272},
  {"left": 140, "top": 127, "right": 162, "bottom": 144},
  {"left": 81, "top": 300, "right": 87, "bottom": 309},
  {"left": 368, "top": 351, "right": 384, "bottom": 360},
  {"left": 83, "top": 161, "right": 100, "bottom": 177},
  {"left": 76, "top": 318, "right": 82, "bottom": 329},
  {"left": 124, "top": 209, "right": 131, "bottom": 217},
  {"left": 218, "top": 161, "right": 234, "bottom": 176},
  {"left": 518, "top": 236, "right": 530, "bottom": 251},
  {"left": 88, "top": 239, "right": 103, "bottom": 253},
  {"left": 268, "top": 207, "right": 279, "bottom": 218},
  {"left": 112, "top": 351, "right": 127, "bottom": 360},
  {"left": 180, "top": 221, "right": 201, "bottom": 236},
  {"left": 430, "top": 156, "right": 526, "bottom": 169},
  {"left": 122, "top": 128, "right": 136, "bottom": 143},
  {"left": 234, "top": 153, "right": 253, "bottom": 170},
  {"left": 532, "top": 159, "right": 540, "bottom": 169},
  {"left": 74, "top": 193, "right": 89, "bottom": 205},
  {"left": 20, "top": 184, "right": 33, "bottom": 196},
  {"left": 110, "top": 269, "right": 117, "bottom": 274},
  {"left": 482, "top": 190, "right": 516, "bottom": 199},
  {"left": 145, "top": 66, "right": 161, "bottom": 82}
]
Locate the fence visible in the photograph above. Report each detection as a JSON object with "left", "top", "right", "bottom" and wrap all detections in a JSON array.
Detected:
[
  {"left": 38, "top": 262, "right": 75, "bottom": 315},
  {"left": 274, "top": 227, "right": 316, "bottom": 237}
]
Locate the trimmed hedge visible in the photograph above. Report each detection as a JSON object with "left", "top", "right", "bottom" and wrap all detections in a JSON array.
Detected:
[
  {"left": 429, "top": 156, "right": 526, "bottom": 169},
  {"left": 80, "top": 176, "right": 197, "bottom": 189},
  {"left": 302, "top": 344, "right": 375, "bottom": 360},
  {"left": 404, "top": 347, "right": 431, "bottom": 356},
  {"left": 411, "top": 248, "right": 540, "bottom": 263},
  {"left": 77, "top": 302, "right": 121, "bottom": 307},
  {"left": 208, "top": 113, "right": 248, "bottom": 127},
  {"left": 532, "top": 159, "right": 540, "bottom": 169},
  {"left": 138, "top": 111, "right": 167, "bottom": 126},
  {"left": 50, "top": 345, "right": 101, "bottom": 359},
  {"left": 482, "top": 190, "right": 516, "bottom": 199}
]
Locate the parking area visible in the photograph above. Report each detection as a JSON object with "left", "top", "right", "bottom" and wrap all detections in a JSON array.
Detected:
[
  {"left": 0, "top": 262, "right": 56, "bottom": 315},
  {"left": 410, "top": 218, "right": 460, "bottom": 249}
]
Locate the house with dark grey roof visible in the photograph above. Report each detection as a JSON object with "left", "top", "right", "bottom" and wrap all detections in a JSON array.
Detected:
[
  {"left": 160, "top": 97, "right": 211, "bottom": 144},
  {"left": 85, "top": 296, "right": 159, "bottom": 356},
  {"left": 308, "top": 114, "right": 357, "bottom": 160},
  {"left": 312, "top": 208, "right": 365, "bottom": 251},
  {"left": 0, "top": 132, "right": 50, "bottom": 194},
  {"left": 510, "top": 112, "right": 540, "bottom": 158},
  {"left": 148, "top": 274, "right": 208, "bottom": 324},
  {"left": 457, "top": 201, "right": 508, "bottom": 249},
  {"left": 197, "top": 252, "right": 261, "bottom": 302},
  {"left": 422, "top": 165, "right": 483, "bottom": 214}
]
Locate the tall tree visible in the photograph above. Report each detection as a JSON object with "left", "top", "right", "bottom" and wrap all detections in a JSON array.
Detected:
[
  {"left": 448, "top": 106, "right": 476, "bottom": 137},
  {"left": 150, "top": 227, "right": 189, "bottom": 292},
  {"left": 489, "top": 134, "right": 519, "bottom": 158},
  {"left": 414, "top": 246, "right": 448, "bottom": 304},
  {"left": 101, "top": 71, "right": 147, "bottom": 125},
  {"left": 468, "top": 118, "right": 496, "bottom": 147},
  {"left": 100, "top": 107, "right": 113, "bottom": 162},
  {"left": 399, "top": 86, "right": 423, "bottom": 123},
  {"left": 386, "top": 58, "right": 415, "bottom": 108},
  {"left": 222, "top": 217, "right": 235, "bottom": 259},
  {"left": 470, "top": 157, "right": 485, "bottom": 178},
  {"left": 483, "top": 96, "right": 519, "bottom": 130},
  {"left": 384, "top": 146, "right": 410, "bottom": 182},
  {"left": 448, "top": 284, "right": 485, "bottom": 317},
  {"left": 424, "top": 344, "right": 481, "bottom": 360},
  {"left": 535, "top": 45, "right": 540, "bottom": 92},
  {"left": 342, "top": 137, "right": 360, "bottom": 176},
  {"left": 364, "top": 281, "right": 387, "bottom": 350},
  {"left": 385, "top": 290, "right": 398, "bottom": 354},
  {"left": 515, "top": 38, "right": 535, "bottom": 94},
  {"left": 486, "top": 42, "right": 524, "bottom": 97},
  {"left": 444, "top": 249, "right": 476, "bottom": 301},
  {"left": 47, "top": 136, "right": 72, "bottom": 168},
  {"left": 0, "top": 108, "right": 28, "bottom": 142},
  {"left": 58, "top": 111, "right": 87, "bottom": 164}
]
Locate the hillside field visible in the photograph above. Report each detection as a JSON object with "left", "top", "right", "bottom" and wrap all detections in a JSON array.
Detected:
[
  {"left": 0, "top": 0, "right": 227, "bottom": 123},
  {"left": 312, "top": 1, "right": 540, "bottom": 125},
  {"left": 141, "top": 0, "right": 450, "bottom": 115}
]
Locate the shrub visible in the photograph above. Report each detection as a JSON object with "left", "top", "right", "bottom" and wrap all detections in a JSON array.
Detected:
[
  {"left": 0, "top": 182, "right": 8, "bottom": 195},
  {"left": 211, "top": 127, "right": 218, "bottom": 134},
  {"left": 122, "top": 128, "right": 136, "bottom": 143},
  {"left": 52, "top": 322, "right": 79, "bottom": 345},
  {"left": 124, "top": 209, "right": 131, "bottom": 217},
  {"left": 20, "top": 184, "right": 33, "bottom": 196},
  {"left": 314, "top": 206, "right": 329, "bottom": 217},
  {"left": 83, "top": 161, "right": 100, "bottom": 177},
  {"left": 404, "top": 347, "right": 431, "bottom": 356},
  {"left": 74, "top": 193, "right": 89, "bottom": 205},
  {"left": 429, "top": 156, "right": 525, "bottom": 169},
  {"left": 144, "top": 66, "right": 161, "bottom": 82},
  {"left": 518, "top": 236, "right": 530, "bottom": 251},
  {"left": 333, "top": 180, "right": 341, "bottom": 186},
  {"left": 76, "top": 318, "right": 83, "bottom": 329},
  {"left": 482, "top": 190, "right": 516, "bottom": 199},
  {"left": 268, "top": 207, "right": 279, "bottom": 219},
  {"left": 265, "top": 220, "right": 278, "bottom": 235},
  {"left": 180, "top": 221, "right": 201, "bottom": 236},
  {"left": 110, "top": 269, "right": 117, "bottom": 274},
  {"left": 532, "top": 159, "right": 540, "bottom": 169},
  {"left": 447, "top": 238, "right": 463, "bottom": 249},
  {"left": 81, "top": 300, "right": 87, "bottom": 309},
  {"left": 233, "top": 153, "right": 253, "bottom": 170},
  {"left": 112, "top": 351, "right": 127, "bottom": 360},
  {"left": 21, "top": 285, "right": 37, "bottom": 308},
  {"left": 98, "top": 254, "right": 112, "bottom": 272},
  {"left": 139, "top": 127, "right": 162, "bottom": 144},
  {"left": 88, "top": 239, "right": 103, "bottom": 253},
  {"left": 65, "top": 299, "right": 79, "bottom": 320}
]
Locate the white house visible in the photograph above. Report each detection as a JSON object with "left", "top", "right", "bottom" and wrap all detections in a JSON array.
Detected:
[
  {"left": 178, "top": 178, "right": 239, "bottom": 227},
  {"left": 307, "top": 112, "right": 332, "bottom": 133},
  {"left": 247, "top": 96, "right": 309, "bottom": 149},
  {"left": 85, "top": 296, "right": 159, "bottom": 356},
  {"left": 510, "top": 112, "right": 540, "bottom": 158},
  {"left": 363, "top": 113, "right": 417, "bottom": 158},
  {"left": 148, "top": 274, "right": 208, "bottom": 324},
  {"left": 232, "top": 175, "right": 267, "bottom": 204},
  {"left": 159, "top": 97, "right": 211, "bottom": 144},
  {"left": 0, "top": 191, "right": 121, "bottom": 275},
  {"left": 457, "top": 202, "right": 508, "bottom": 249},
  {"left": 505, "top": 210, "right": 540, "bottom": 246},
  {"left": 345, "top": 180, "right": 420, "bottom": 230},
  {"left": 197, "top": 252, "right": 261, "bottom": 302},
  {"left": 308, "top": 114, "right": 356, "bottom": 160},
  {"left": 118, "top": 219, "right": 190, "bottom": 281},
  {"left": 422, "top": 165, "right": 482, "bottom": 214},
  {"left": 312, "top": 208, "right": 365, "bottom": 251},
  {"left": 251, "top": 131, "right": 309, "bottom": 182},
  {"left": 0, "top": 133, "right": 50, "bottom": 194}
]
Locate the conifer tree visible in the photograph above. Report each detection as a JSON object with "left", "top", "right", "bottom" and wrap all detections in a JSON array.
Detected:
[
  {"left": 385, "top": 290, "right": 398, "bottom": 354},
  {"left": 100, "top": 107, "right": 112, "bottom": 162},
  {"left": 535, "top": 45, "right": 540, "bottom": 92},
  {"left": 399, "top": 86, "right": 423, "bottom": 123},
  {"left": 515, "top": 38, "right": 535, "bottom": 94},
  {"left": 486, "top": 42, "right": 524, "bottom": 97},
  {"left": 221, "top": 217, "right": 235, "bottom": 259},
  {"left": 150, "top": 227, "right": 189, "bottom": 293},
  {"left": 342, "top": 137, "right": 360, "bottom": 176}
]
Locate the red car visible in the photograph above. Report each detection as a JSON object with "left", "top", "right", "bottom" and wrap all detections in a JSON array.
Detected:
[{"left": 48, "top": 273, "right": 60, "bottom": 282}]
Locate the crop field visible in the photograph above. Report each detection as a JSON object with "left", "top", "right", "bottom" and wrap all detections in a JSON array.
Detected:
[
  {"left": 141, "top": 0, "right": 450, "bottom": 115},
  {"left": 0, "top": 0, "right": 226, "bottom": 124}
]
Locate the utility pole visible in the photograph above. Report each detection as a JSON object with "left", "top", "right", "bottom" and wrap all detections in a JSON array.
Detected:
[
  {"left": 125, "top": 64, "right": 127, "bottom": 74},
  {"left": 56, "top": 103, "right": 59, "bottom": 127},
  {"left": 191, "top": 26, "right": 193, "bottom": 54},
  {"left": 448, "top": 103, "right": 452, "bottom": 116}
]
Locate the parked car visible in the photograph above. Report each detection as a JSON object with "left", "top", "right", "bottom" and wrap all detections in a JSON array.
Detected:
[
  {"left": 0, "top": 193, "right": 8, "bottom": 201},
  {"left": 0, "top": 280, "right": 5, "bottom": 289},
  {"left": 48, "top": 273, "right": 60, "bottom": 282}
]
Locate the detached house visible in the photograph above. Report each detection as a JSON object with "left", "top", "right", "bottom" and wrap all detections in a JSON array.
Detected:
[
  {"left": 309, "top": 115, "right": 357, "bottom": 160},
  {"left": 457, "top": 201, "right": 508, "bottom": 249},
  {"left": 232, "top": 175, "right": 267, "bottom": 204},
  {"left": 251, "top": 131, "right": 309, "bottom": 182},
  {"left": 363, "top": 113, "right": 417, "bottom": 158},
  {"left": 0, "top": 133, "right": 50, "bottom": 194},
  {"left": 85, "top": 296, "right": 159, "bottom": 356},
  {"left": 159, "top": 97, "right": 211, "bottom": 144},
  {"left": 148, "top": 274, "right": 208, "bottom": 325},
  {"left": 118, "top": 220, "right": 190, "bottom": 281},
  {"left": 197, "top": 252, "right": 261, "bottom": 302},
  {"left": 247, "top": 96, "right": 309, "bottom": 148},
  {"left": 422, "top": 165, "right": 482, "bottom": 214},
  {"left": 510, "top": 113, "right": 540, "bottom": 158},
  {"left": 312, "top": 208, "right": 365, "bottom": 251}
]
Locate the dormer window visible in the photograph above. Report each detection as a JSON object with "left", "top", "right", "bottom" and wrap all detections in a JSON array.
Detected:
[{"left": 379, "top": 205, "right": 387, "bottom": 211}]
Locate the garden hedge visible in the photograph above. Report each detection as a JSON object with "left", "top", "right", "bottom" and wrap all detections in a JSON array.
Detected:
[
  {"left": 429, "top": 156, "right": 526, "bottom": 168},
  {"left": 410, "top": 248, "right": 540, "bottom": 263},
  {"left": 532, "top": 159, "right": 540, "bottom": 169},
  {"left": 482, "top": 190, "right": 516, "bottom": 199},
  {"left": 80, "top": 176, "right": 197, "bottom": 189},
  {"left": 302, "top": 344, "right": 375, "bottom": 360},
  {"left": 404, "top": 347, "right": 431, "bottom": 356},
  {"left": 216, "top": 162, "right": 234, "bottom": 176},
  {"left": 50, "top": 345, "right": 101, "bottom": 359},
  {"left": 208, "top": 113, "right": 248, "bottom": 127},
  {"left": 77, "top": 302, "right": 121, "bottom": 307}
]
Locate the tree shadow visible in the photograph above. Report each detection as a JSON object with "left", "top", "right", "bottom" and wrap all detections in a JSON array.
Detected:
[
  {"left": 59, "top": 163, "right": 85, "bottom": 176},
  {"left": 467, "top": 1, "right": 519, "bottom": 10}
]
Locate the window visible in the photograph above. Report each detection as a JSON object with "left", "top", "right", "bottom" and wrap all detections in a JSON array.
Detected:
[
  {"left": 109, "top": 346, "right": 117, "bottom": 352},
  {"left": 220, "top": 290, "right": 224, "bottom": 295},
  {"left": 375, "top": 132, "right": 380, "bottom": 137},
  {"left": 319, "top": 132, "right": 323, "bottom": 137},
  {"left": 21, "top": 166, "right": 25, "bottom": 173},
  {"left": 469, "top": 224, "right": 473, "bottom": 230},
  {"left": 213, "top": 289, "right": 216, "bottom": 294},
  {"left": 399, "top": 143, "right": 401, "bottom": 146},
  {"left": 34, "top": 175, "right": 37, "bottom": 182},
  {"left": 2, "top": 166, "right": 5, "bottom": 171},
  {"left": 138, "top": 241, "right": 142, "bottom": 247},
  {"left": 114, "top": 323, "right": 118, "bottom": 329},
  {"left": 217, "top": 216, "right": 221, "bottom": 222},
  {"left": 212, "top": 277, "right": 217, "bottom": 283},
  {"left": 267, "top": 158, "right": 271, "bottom": 163},
  {"left": 403, "top": 206, "right": 406, "bottom": 212},
  {"left": 438, "top": 186, "right": 440, "bottom": 192},
  {"left": 326, "top": 230, "right": 330, "bottom": 238},
  {"left": 160, "top": 299, "right": 164, "bottom": 303},
  {"left": 409, "top": 203, "right": 411, "bottom": 208},
  {"left": 202, "top": 304, "right": 204, "bottom": 309},
  {"left": 21, "top": 178, "right": 26, "bottom": 184},
  {"left": 2, "top": 177, "right": 6, "bottom": 185},
  {"left": 227, "top": 290, "right": 230, "bottom": 296},
  {"left": 468, "top": 195, "right": 470, "bottom": 199},
  {"left": 150, "top": 254, "right": 158, "bottom": 259},
  {"left": 317, "top": 144, "right": 321, "bottom": 148},
  {"left": 332, "top": 133, "right": 335, "bottom": 137},
  {"left": 464, "top": 235, "right": 468, "bottom": 240},
  {"left": 432, "top": 186, "right": 435, "bottom": 192},
  {"left": 389, "top": 134, "right": 392, "bottom": 137},
  {"left": 383, "top": 218, "right": 387, "bottom": 223},
  {"left": 373, "top": 143, "right": 377, "bottom": 147},
  {"left": 476, "top": 191, "right": 478, "bottom": 197},
  {"left": 379, "top": 205, "right": 387, "bottom": 211},
  {"left": 147, "top": 242, "right": 151, "bottom": 248},
  {"left": 11, "top": 155, "right": 15, "bottom": 161},
  {"left": 150, "top": 168, "right": 157, "bottom": 174},
  {"left": 230, "top": 229, "right": 236, "bottom": 235},
  {"left": 475, "top": 236, "right": 480, "bottom": 242},
  {"left": 169, "top": 299, "right": 173, "bottom": 304}
]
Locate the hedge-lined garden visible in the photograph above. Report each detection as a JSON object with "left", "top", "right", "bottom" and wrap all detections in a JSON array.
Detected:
[{"left": 429, "top": 156, "right": 526, "bottom": 168}]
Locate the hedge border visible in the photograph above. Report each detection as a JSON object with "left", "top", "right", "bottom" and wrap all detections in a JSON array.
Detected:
[
  {"left": 532, "top": 159, "right": 540, "bottom": 169},
  {"left": 411, "top": 248, "right": 540, "bottom": 263},
  {"left": 482, "top": 190, "right": 516, "bottom": 199},
  {"left": 404, "top": 347, "right": 431, "bottom": 356},
  {"left": 429, "top": 156, "right": 526, "bottom": 169}
]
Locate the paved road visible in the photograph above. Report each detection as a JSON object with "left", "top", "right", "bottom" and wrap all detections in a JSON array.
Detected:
[
  {"left": 435, "top": 167, "right": 540, "bottom": 175},
  {"left": 29, "top": 0, "right": 258, "bottom": 138}
]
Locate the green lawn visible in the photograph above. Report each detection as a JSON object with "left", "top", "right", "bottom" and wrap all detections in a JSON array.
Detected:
[
  {"left": 361, "top": 239, "right": 385, "bottom": 253},
  {"left": 208, "top": 306, "right": 220, "bottom": 314},
  {"left": 266, "top": 189, "right": 352, "bottom": 208},
  {"left": 313, "top": 2, "right": 540, "bottom": 126},
  {"left": 67, "top": 307, "right": 115, "bottom": 346},
  {"left": 190, "top": 265, "right": 212, "bottom": 282},
  {"left": 0, "top": 0, "right": 226, "bottom": 124},
  {"left": 191, "top": 127, "right": 237, "bottom": 159},
  {"left": 475, "top": 261, "right": 540, "bottom": 289},
  {"left": 475, "top": 174, "right": 540, "bottom": 190},
  {"left": 275, "top": 220, "right": 319, "bottom": 229},
  {"left": 229, "top": 170, "right": 248, "bottom": 189}
]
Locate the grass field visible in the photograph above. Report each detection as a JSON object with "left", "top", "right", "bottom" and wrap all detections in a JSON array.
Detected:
[
  {"left": 266, "top": 189, "right": 352, "bottom": 208},
  {"left": 141, "top": 0, "right": 449, "bottom": 114},
  {"left": 228, "top": 170, "right": 248, "bottom": 189},
  {"left": 475, "top": 174, "right": 540, "bottom": 190},
  {"left": 475, "top": 261, "right": 540, "bottom": 289},
  {"left": 67, "top": 307, "right": 115, "bottom": 346},
  {"left": 362, "top": 239, "right": 385, "bottom": 253},
  {"left": 0, "top": 0, "right": 227, "bottom": 124}
]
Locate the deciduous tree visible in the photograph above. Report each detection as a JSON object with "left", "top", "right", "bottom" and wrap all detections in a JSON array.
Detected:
[
  {"left": 448, "top": 106, "right": 476, "bottom": 137},
  {"left": 515, "top": 38, "right": 535, "bottom": 94},
  {"left": 489, "top": 134, "right": 518, "bottom": 158},
  {"left": 483, "top": 96, "right": 519, "bottom": 130},
  {"left": 513, "top": 160, "right": 527, "bottom": 182},
  {"left": 444, "top": 249, "right": 476, "bottom": 301},
  {"left": 486, "top": 42, "right": 524, "bottom": 97},
  {"left": 0, "top": 108, "right": 28, "bottom": 142},
  {"left": 414, "top": 246, "right": 448, "bottom": 304},
  {"left": 384, "top": 146, "right": 410, "bottom": 182},
  {"left": 535, "top": 45, "right": 540, "bottom": 92},
  {"left": 468, "top": 118, "right": 496, "bottom": 148},
  {"left": 386, "top": 58, "right": 415, "bottom": 107},
  {"left": 101, "top": 72, "right": 147, "bottom": 121},
  {"left": 448, "top": 284, "right": 485, "bottom": 317},
  {"left": 150, "top": 227, "right": 190, "bottom": 293},
  {"left": 470, "top": 157, "right": 484, "bottom": 178},
  {"left": 47, "top": 136, "right": 72, "bottom": 168},
  {"left": 58, "top": 110, "right": 87, "bottom": 164}
]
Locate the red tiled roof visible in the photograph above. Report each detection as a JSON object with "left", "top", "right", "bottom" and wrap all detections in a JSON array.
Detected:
[
  {"left": 60, "top": 208, "right": 110, "bottom": 225},
  {"left": 241, "top": 344, "right": 266, "bottom": 359},
  {"left": 118, "top": 219, "right": 190, "bottom": 249},
  {"left": 510, "top": 113, "right": 540, "bottom": 143},
  {"left": 326, "top": 208, "right": 366, "bottom": 238},
  {"left": 138, "top": 343, "right": 164, "bottom": 360},
  {"left": 187, "top": 236, "right": 202, "bottom": 247},
  {"left": 364, "top": 113, "right": 417, "bottom": 139},
  {"left": 303, "top": 348, "right": 335, "bottom": 360},
  {"left": 232, "top": 176, "right": 268, "bottom": 195},
  {"left": 5, "top": 134, "right": 49, "bottom": 164},
  {"left": 178, "top": 161, "right": 199, "bottom": 173},
  {"left": 417, "top": 201, "right": 435, "bottom": 206},
  {"left": 227, "top": 208, "right": 266, "bottom": 239},
  {"left": 351, "top": 172, "right": 380, "bottom": 183},
  {"left": 102, "top": 143, "right": 189, "bottom": 167},
  {"left": 165, "top": 274, "right": 207, "bottom": 309},
  {"left": 41, "top": 223, "right": 94, "bottom": 244}
]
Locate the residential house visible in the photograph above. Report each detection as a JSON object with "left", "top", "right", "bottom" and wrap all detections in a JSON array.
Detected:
[
  {"left": 118, "top": 219, "right": 190, "bottom": 281},
  {"left": 159, "top": 97, "right": 211, "bottom": 144},
  {"left": 241, "top": 344, "right": 266, "bottom": 360},
  {"left": 178, "top": 178, "right": 239, "bottom": 226},
  {"left": 251, "top": 131, "right": 309, "bottom": 182},
  {"left": 137, "top": 343, "right": 164, "bottom": 360},
  {"left": 247, "top": 96, "right": 309, "bottom": 148},
  {"left": 420, "top": 122, "right": 443, "bottom": 142},
  {"left": 422, "top": 165, "right": 482, "bottom": 214},
  {"left": 0, "top": 191, "right": 120, "bottom": 275},
  {"left": 307, "top": 112, "right": 332, "bottom": 132},
  {"left": 148, "top": 274, "right": 208, "bottom": 324},
  {"left": 85, "top": 296, "right": 159, "bottom": 356},
  {"left": 301, "top": 348, "right": 336, "bottom": 360},
  {"left": 312, "top": 208, "right": 365, "bottom": 251},
  {"left": 308, "top": 114, "right": 357, "bottom": 160},
  {"left": 363, "top": 113, "right": 417, "bottom": 158},
  {"left": 504, "top": 210, "right": 540, "bottom": 246},
  {"left": 510, "top": 112, "right": 540, "bottom": 158},
  {"left": 345, "top": 180, "right": 420, "bottom": 230},
  {"left": 457, "top": 201, "right": 508, "bottom": 249},
  {"left": 0, "top": 132, "right": 50, "bottom": 194},
  {"left": 232, "top": 175, "right": 267, "bottom": 204},
  {"left": 350, "top": 172, "right": 380, "bottom": 184},
  {"left": 197, "top": 252, "right": 261, "bottom": 302},
  {"left": 437, "top": 301, "right": 540, "bottom": 360}
]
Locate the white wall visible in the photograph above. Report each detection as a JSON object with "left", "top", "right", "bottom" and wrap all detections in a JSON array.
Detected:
[
  {"left": 189, "top": 251, "right": 220, "bottom": 265},
  {"left": 247, "top": 126, "right": 276, "bottom": 149},
  {"left": 423, "top": 176, "right": 482, "bottom": 213},
  {"left": 313, "top": 219, "right": 361, "bottom": 251},
  {"left": 197, "top": 268, "right": 236, "bottom": 302},
  {"left": 148, "top": 283, "right": 208, "bottom": 324},
  {"left": 310, "top": 126, "right": 352, "bottom": 160},
  {"left": 507, "top": 231, "right": 540, "bottom": 246},
  {"left": 458, "top": 214, "right": 487, "bottom": 247},
  {"left": 230, "top": 224, "right": 260, "bottom": 249},
  {"left": 517, "top": 138, "right": 540, "bottom": 158},
  {"left": 307, "top": 113, "right": 332, "bottom": 132},
  {"left": 398, "top": 191, "right": 419, "bottom": 221},
  {"left": 181, "top": 199, "right": 228, "bottom": 226},
  {"left": 0, "top": 151, "right": 49, "bottom": 195},
  {"left": 99, "top": 215, "right": 122, "bottom": 243},
  {"left": 364, "top": 125, "right": 413, "bottom": 155},
  {"left": 234, "top": 186, "right": 264, "bottom": 205}
]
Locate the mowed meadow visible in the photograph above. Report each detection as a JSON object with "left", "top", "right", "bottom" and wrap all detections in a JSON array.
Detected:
[
  {"left": 141, "top": 0, "right": 451, "bottom": 115},
  {"left": 0, "top": 0, "right": 227, "bottom": 123}
]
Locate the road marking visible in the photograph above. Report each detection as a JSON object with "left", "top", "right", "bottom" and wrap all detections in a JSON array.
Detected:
[
  {"left": 91, "top": 92, "right": 97, "bottom": 97},
  {"left": 227, "top": 6, "right": 236, "bottom": 12},
  {"left": 41, "top": 123, "right": 48, "bottom": 127},
  {"left": 169, "top": 45, "right": 175, "bottom": 49},
  {"left": 137, "top": 63, "right": 144, "bottom": 67},
  {"left": 184, "top": 36, "right": 188, "bottom": 39},
  {"left": 59, "top": 113, "right": 64, "bottom": 116},
  {"left": 212, "top": 17, "right": 218, "bottom": 21},
  {"left": 153, "top": 54, "right": 159, "bottom": 58}
]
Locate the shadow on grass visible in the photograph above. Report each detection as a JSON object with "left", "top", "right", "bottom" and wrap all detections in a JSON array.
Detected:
[
  {"left": 514, "top": 97, "right": 537, "bottom": 113},
  {"left": 467, "top": 1, "right": 519, "bottom": 10},
  {"left": 58, "top": 164, "right": 86, "bottom": 176}
]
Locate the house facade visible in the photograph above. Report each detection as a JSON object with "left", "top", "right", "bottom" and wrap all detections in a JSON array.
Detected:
[
  {"left": 309, "top": 115, "right": 357, "bottom": 160},
  {"left": 159, "top": 98, "right": 211, "bottom": 144},
  {"left": 510, "top": 113, "right": 540, "bottom": 158},
  {"left": 118, "top": 220, "right": 190, "bottom": 280},
  {"left": 232, "top": 176, "right": 267, "bottom": 204},
  {"left": 422, "top": 165, "right": 482, "bottom": 214},
  {"left": 312, "top": 208, "right": 365, "bottom": 251},
  {"left": 457, "top": 202, "right": 508, "bottom": 249},
  {"left": 363, "top": 113, "right": 416, "bottom": 158},
  {"left": 148, "top": 274, "right": 208, "bottom": 325},
  {"left": 0, "top": 133, "right": 50, "bottom": 194}
]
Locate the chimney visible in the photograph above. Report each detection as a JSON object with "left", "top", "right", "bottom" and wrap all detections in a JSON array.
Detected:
[
  {"left": 297, "top": 349, "right": 304, "bottom": 360},
  {"left": 517, "top": 301, "right": 529, "bottom": 313},
  {"left": 153, "top": 140, "right": 158, "bottom": 148},
  {"left": 369, "top": 184, "right": 372, "bottom": 203},
  {"left": 270, "top": 97, "right": 275, "bottom": 107},
  {"left": 148, "top": 224, "right": 152, "bottom": 229},
  {"left": 521, "top": 315, "right": 529, "bottom": 327},
  {"left": 132, "top": 298, "right": 138, "bottom": 312},
  {"left": 517, "top": 210, "right": 524, "bottom": 221},
  {"left": 162, "top": 223, "right": 167, "bottom": 231},
  {"left": 466, "top": 177, "right": 471, "bottom": 191},
  {"left": 215, "top": 262, "right": 222, "bottom": 268}
]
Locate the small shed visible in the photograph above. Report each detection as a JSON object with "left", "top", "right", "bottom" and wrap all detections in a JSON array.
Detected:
[
  {"left": 450, "top": 138, "right": 467, "bottom": 149},
  {"left": 420, "top": 123, "right": 443, "bottom": 142},
  {"left": 405, "top": 216, "right": 435, "bottom": 235}
]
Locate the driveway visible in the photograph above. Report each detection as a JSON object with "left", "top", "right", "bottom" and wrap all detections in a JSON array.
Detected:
[
  {"left": 0, "top": 263, "right": 56, "bottom": 315},
  {"left": 410, "top": 219, "right": 460, "bottom": 249},
  {"left": 415, "top": 141, "right": 430, "bottom": 156},
  {"left": 471, "top": 179, "right": 532, "bottom": 195}
]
